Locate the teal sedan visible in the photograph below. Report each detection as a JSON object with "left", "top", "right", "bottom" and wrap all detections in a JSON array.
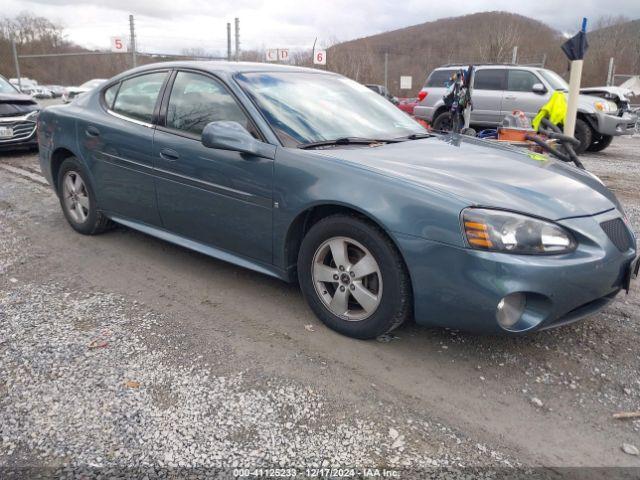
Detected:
[{"left": 38, "top": 62, "right": 638, "bottom": 339}]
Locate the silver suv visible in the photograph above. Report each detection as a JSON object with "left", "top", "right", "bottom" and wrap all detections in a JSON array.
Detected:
[{"left": 414, "top": 65, "right": 638, "bottom": 153}]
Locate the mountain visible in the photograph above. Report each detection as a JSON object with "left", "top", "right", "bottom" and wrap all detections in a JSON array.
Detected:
[{"left": 326, "top": 12, "right": 639, "bottom": 95}]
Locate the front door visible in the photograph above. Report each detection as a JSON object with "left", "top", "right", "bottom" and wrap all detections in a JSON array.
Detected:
[
  {"left": 153, "top": 70, "right": 274, "bottom": 264},
  {"left": 502, "top": 69, "right": 551, "bottom": 120},
  {"left": 471, "top": 69, "right": 506, "bottom": 125},
  {"left": 79, "top": 70, "right": 168, "bottom": 225}
]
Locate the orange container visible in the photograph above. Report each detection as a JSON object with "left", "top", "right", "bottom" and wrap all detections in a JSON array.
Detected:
[{"left": 497, "top": 127, "right": 536, "bottom": 142}]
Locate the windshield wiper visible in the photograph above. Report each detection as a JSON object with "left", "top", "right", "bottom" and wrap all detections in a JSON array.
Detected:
[
  {"left": 297, "top": 137, "right": 401, "bottom": 149},
  {"left": 394, "top": 132, "right": 433, "bottom": 141}
]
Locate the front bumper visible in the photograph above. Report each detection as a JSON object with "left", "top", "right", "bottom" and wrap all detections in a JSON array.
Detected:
[
  {"left": 396, "top": 209, "right": 636, "bottom": 334},
  {"left": 593, "top": 111, "right": 637, "bottom": 136},
  {"left": 0, "top": 114, "right": 38, "bottom": 150}
]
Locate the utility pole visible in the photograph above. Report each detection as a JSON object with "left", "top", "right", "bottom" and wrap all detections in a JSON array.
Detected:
[
  {"left": 11, "top": 39, "right": 21, "bottom": 92},
  {"left": 511, "top": 46, "right": 518, "bottom": 64},
  {"left": 606, "top": 57, "right": 615, "bottom": 86},
  {"left": 234, "top": 17, "right": 240, "bottom": 62},
  {"left": 384, "top": 52, "right": 388, "bottom": 89},
  {"left": 541, "top": 53, "right": 547, "bottom": 68},
  {"left": 129, "top": 14, "right": 137, "bottom": 68},
  {"left": 227, "top": 22, "right": 232, "bottom": 61}
]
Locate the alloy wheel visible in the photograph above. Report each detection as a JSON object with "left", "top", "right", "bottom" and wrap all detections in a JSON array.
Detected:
[
  {"left": 62, "top": 171, "right": 90, "bottom": 224},
  {"left": 311, "top": 236, "right": 383, "bottom": 321}
]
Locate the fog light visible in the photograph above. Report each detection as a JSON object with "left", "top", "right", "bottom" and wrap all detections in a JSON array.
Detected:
[{"left": 496, "top": 293, "right": 526, "bottom": 329}]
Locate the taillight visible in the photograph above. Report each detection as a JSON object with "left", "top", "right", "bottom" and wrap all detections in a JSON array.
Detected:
[{"left": 418, "top": 91, "right": 428, "bottom": 101}]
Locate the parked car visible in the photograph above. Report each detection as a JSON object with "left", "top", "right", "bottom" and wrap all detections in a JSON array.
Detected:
[
  {"left": 0, "top": 75, "right": 39, "bottom": 150},
  {"left": 414, "top": 65, "right": 638, "bottom": 153},
  {"left": 62, "top": 79, "right": 107, "bottom": 103},
  {"left": 397, "top": 97, "right": 418, "bottom": 115},
  {"left": 9, "top": 78, "right": 52, "bottom": 99},
  {"left": 44, "top": 85, "right": 66, "bottom": 98},
  {"left": 38, "top": 62, "right": 637, "bottom": 339},
  {"left": 366, "top": 84, "right": 399, "bottom": 104}
]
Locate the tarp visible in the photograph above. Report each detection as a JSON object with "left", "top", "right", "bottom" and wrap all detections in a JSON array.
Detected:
[
  {"left": 532, "top": 91, "right": 567, "bottom": 131},
  {"left": 620, "top": 76, "right": 640, "bottom": 96},
  {"left": 561, "top": 31, "right": 589, "bottom": 61}
]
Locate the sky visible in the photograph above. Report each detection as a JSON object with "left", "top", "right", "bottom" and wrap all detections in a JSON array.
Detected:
[{"left": 4, "top": 0, "right": 640, "bottom": 56}]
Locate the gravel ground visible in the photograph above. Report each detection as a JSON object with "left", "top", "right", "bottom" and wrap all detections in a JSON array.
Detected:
[
  {"left": 0, "top": 282, "right": 518, "bottom": 477},
  {"left": 1, "top": 134, "right": 640, "bottom": 478}
]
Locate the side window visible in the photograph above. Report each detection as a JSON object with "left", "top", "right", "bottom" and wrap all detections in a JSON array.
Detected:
[
  {"left": 425, "top": 70, "right": 456, "bottom": 87},
  {"left": 166, "top": 71, "right": 253, "bottom": 137},
  {"left": 112, "top": 72, "right": 167, "bottom": 123},
  {"left": 507, "top": 70, "right": 540, "bottom": 92},
  {"left": 103, "top": 83, "right": 119, "bottom": 109},
  {"left": 473, "top": 69, "right": 506, "bottom": 90}
]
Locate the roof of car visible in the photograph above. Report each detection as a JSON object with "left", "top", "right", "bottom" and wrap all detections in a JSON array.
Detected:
[
  {"left": 436, "top": 64, "right": 543, "bottom": 70},
  {"left": 127, "top": 61, "right": 329, "bottom": 76}
]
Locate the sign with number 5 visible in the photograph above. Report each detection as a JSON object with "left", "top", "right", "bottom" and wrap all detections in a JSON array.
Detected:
[
  {"left": 314, "top": 50, "right": 327, "bottom": 65},
  {"left": 110, "top": 36, "right": 127, "bottom": 52}
]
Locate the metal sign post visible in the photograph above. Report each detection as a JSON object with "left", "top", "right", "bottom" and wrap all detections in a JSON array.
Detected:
[{"left": 11, "top": 39, "right": 21, "bottom": 92}]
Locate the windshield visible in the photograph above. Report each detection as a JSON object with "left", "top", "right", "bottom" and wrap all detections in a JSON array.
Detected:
[
  {"left": 0, "top": 77, "right": 18, "bottom": 94},
  {"left": 537, "top": 69, "right": 569, "bottom": 91},
  {"left": 80, "top": 79, "right": 106, "bottom": 89},
  {"left": 235, "top": 72, "right": 425, "bottom": 147}
]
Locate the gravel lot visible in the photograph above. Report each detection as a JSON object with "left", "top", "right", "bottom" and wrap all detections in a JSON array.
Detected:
[{"left": 1, "top": 130, "right": 639, "bottom": 478}]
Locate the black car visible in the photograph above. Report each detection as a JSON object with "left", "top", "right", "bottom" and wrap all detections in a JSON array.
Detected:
[{"left": 0, "top": 75, "right": 40, "bottom": 151}]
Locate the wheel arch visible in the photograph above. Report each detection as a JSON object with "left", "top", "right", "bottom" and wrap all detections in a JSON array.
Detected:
[
  {"left": 283, "top": 202, "right": 411, "bottom": 285},
  {"left": 50, "top": 147, "right": 79, "bottom": 192}
]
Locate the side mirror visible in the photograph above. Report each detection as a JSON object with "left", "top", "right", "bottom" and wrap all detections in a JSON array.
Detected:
[
  {"left": 532, "top": 83, "right": 547, "bottom": 94},
  {"left": 201, "top": 121, "right": 264, "bottom": 156}
]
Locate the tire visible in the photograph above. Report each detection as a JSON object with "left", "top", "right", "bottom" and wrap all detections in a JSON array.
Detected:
[
  {"left": 57, "top": 157, "right": 112, "bottom": 235},
  {"left": 432, "top": 111, "right": 452, "bottom": 132},
  {"left": 587, "top": 134, "right": 614, "bottom": 152},
  {"left": 573, "top": 118, "right": 593, "bottom": 155},
  {"left": 297, "top": 214, "right": 412, "bottom": 339}
]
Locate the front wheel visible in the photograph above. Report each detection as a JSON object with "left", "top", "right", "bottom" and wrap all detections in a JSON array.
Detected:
[
  {"left": 573, "top": 118, "right": 593, "bottom": 155},
  {"left": 587, "top": 134, "right": 613, "bottom": 152},
  {"left": 297, "top": 215, "right": 412, "bottom": 339}
]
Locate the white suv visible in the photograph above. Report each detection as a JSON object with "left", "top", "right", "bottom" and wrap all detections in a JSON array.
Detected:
[{"left": 413, "top": 65, "right": 637, "bottom": 153}]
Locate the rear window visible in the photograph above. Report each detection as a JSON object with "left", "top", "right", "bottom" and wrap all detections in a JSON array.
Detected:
[
  {"left": 425, "top": 70, "right": 455, "bottom": 88},
  {"left": 112, "top": 72, "right": 167, "bottom": 123},
  {"left": 474, "top": 69, "right": 506, "bottom": 90}
]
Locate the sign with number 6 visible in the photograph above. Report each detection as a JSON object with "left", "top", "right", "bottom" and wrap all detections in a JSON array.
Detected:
[
  {"left": 110, "top": 36, "right": 127, "bottom": 52},
  {"left": 314, "top": 50, "right": 327, "bottom": 65}
]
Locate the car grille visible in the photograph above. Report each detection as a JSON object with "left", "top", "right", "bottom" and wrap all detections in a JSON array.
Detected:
[
  {"left": 600, "top": 218, "right": 633, "bottom": 252},
  {"left": 0, "top": 120, "right": 36, "bottom": 143}
]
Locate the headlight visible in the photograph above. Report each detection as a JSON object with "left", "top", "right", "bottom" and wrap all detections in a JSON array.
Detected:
[
  {"left": 26, "top": 110, "right": 39, "bottom": 121},
  {"left": 594, "top": 100, "right": 617, "bottom": 113},
  {"left": 462, "top": 208, "right": 576, "bottom": 254}
]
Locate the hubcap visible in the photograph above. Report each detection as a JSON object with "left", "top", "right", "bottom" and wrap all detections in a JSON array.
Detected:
[
  {"left": 62, "top": 171, "right": 89, "bottom": 224},
  {"left": 311, "top": 236, "right": 383, "bottom": 321}
]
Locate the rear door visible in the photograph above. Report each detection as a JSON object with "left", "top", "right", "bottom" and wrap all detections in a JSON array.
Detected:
[
  {"left": 79, "top": 70, "right": 169, "bottom": 225},
  {"left": 153, "top": 70, "right": 274, "bottom": 264},
  {"left": 471, "top": 68, "right": 506, "bottom": 125},
  {"left": 502, "top": 69, "right": 551, "bottom": 119}
]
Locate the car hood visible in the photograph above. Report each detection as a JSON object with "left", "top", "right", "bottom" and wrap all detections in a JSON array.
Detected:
[
  {"left": 0, "top": 93, "right": 39, "bottom": 117},
  {"left": 581, "top": 86, "right": 631, "bottom": 102},
  {"left": 311, "top": 135, "right": 619, "bottom": 221}
]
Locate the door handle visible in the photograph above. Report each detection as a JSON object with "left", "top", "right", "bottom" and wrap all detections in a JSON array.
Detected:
[
  {"left": 504, "top": 96, "right": 517, "bottom": 101},
  {"left": 85, "top": 126, "right": 100, "bottom": 137},
  {"left": 159, "top": 148, "right": 179, "bottom": 161}
]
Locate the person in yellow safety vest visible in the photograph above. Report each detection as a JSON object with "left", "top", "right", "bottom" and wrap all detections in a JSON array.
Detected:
[{"left": 532, "top": 91, "right": 567, "bottom": 131}]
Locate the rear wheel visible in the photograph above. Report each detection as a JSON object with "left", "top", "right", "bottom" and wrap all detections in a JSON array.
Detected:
[
  {"left": 432, "top": 111, "right": 452, "bottom": 132},
  {"left": 57, "top": 157, "right": 112, "bottom": 235},
  {"left": 298, "top": 215, "right": 411, "bottom": 339},
  {"left": 587, "top": 133, "right": 613, "bottom": 152}
]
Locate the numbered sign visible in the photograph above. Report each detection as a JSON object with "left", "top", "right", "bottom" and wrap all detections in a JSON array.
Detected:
[
  {"left": 314, "top": 50, "right": 327, "bottom": 65},
  {"left": 400, "top": 76, "right": 412, "bottom": 90},
  {"left": 278, "top": 48, "right": 290, "bottom": 62},
  {"left": 110, "top": 36, "right": 127, "bottom": 53},
  {"left": 266, "top": 49, "right": 278, "bottom": 62}
]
